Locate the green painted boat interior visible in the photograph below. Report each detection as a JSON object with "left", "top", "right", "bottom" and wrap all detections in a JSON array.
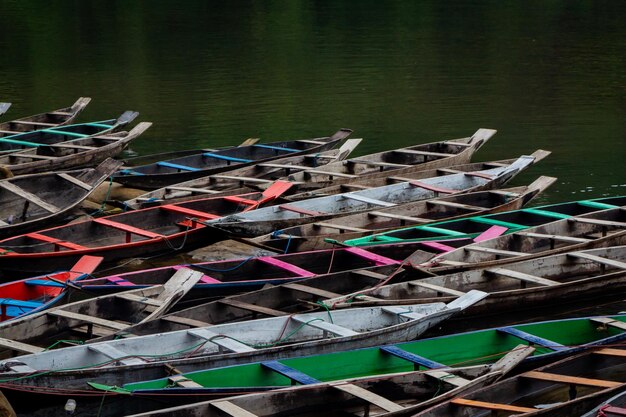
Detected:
[
  {"left": 343, "top": 197, "right": 625, "bottom": 247},
  {"left": 115, "top": 315, "right": 626, "bottom": 392}
]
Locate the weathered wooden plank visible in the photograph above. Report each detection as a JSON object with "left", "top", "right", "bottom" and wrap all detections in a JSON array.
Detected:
[
  {"left": 291, "top": 316, "right": 359, "bottom": 337},
  {"left": 367, "top": 211, "right": 431, "bottom": 223},
  {"left": 210, "top": 175, "right": 273, "bottom": 184},
  {"left": 424, "top": 370, "right": 471, "bottom": 387},
  {"left": 0, "top": 337, "right": 44, "bottom": 354},
  {"left": 188, "top": 328, "right": 256, "bottom": 353},
  {"left": 164, "top": 186, "right": 221, "bottom": 194},
  {"left": 93, "top": 218, "right": 164, "bottom": 239},
  {"left": 57, "top": 173, "right": 93, "bottom": 191},
  {"left": 161, "top": 315, "right": 211, "bottom": 328},
  {"left": 567, "top": 252, "right": 626, "bottom": 270},
  {"left": 426, "top": 200, "right": 484, "bottom": 211},
  {"left": 350, "top": 269, "right": 388, "bottom": 280},
  {"left": 408, "top": 281, "right": 466, "bottom": 296},
  {"left": 169, "top": 375, "right": 203, "bottom": 389},
  {"left": 594, "top": 347, "right": 626, "bottom": 357},
  {"left": 313, "top": 222, "right": 370, "bottom": 233},
  {"left": 348, "top": 159, "right": 412, "bottom": 168},
  {"left": 522, "top": 371, "right": 622, "bottom": 388},
  {"left": 514, "top": 232, "right": 591, "bottom": 243},
  {"left": 489, "top": 345, "right": 536, "bottom": 376},
  {"left": 333, "top": 383, "right": 405, "bottom": 412},
  {"left": 211, "top": 401, "right": 259, "bottom": 417},
  {"left": 115, "top": 293, "right": 163, "bottom": 306},
  {"left": 48, "top": 310, "right": 128, "bottom": 330},
  {"left": 0, "top": 181, "right": 61, "bottom": 213},
  {"left": 218, "top": 299, "right": 285, "bottom": 317},
  {"left": 342, "top": 194, "right": 396, "bottom": 207},
  {"left": 590, "top": 318, "right": 626, "bottom": 332},
  {"left": 486, "top": 268, "right": 560, "bottom": 286},
  {"left": 569, "top": 217, "right": 626, "bottom": 228},
  {"left": 303, "top": 169, "right": 358, "bottom": 178},
  {"left": 143, "top": 269, "right": 206, "bottom": 322},
  {"left": 88, "top": 344, "right": 147, "bottom": 365},
  {"left": 282, "top": 283, "right": 341, "bottom": 299},
  {"left": 464, "top": 247, "right": 524, "bottom": 257},
  {"left": 450, "top": 398, "right": 535, "bottom": 413},
  {"left": 394, "top": 149, "right": 453, "bottom": 158}
]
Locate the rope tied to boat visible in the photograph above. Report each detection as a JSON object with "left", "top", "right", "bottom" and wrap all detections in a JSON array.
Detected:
[
  {"left": 270, "top": 230, "right": 293, "bottom": 254},
  {"left": 89, "top": 176, "right": 115, "bottom": 216},
  {"left": 190, "top": 257, "right": 253, "bottom": 273},
  {"left": 44, "top": 340, "right": 85, "bottom": 351}
]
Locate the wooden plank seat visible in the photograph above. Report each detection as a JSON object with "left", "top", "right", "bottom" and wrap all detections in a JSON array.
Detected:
[
  {"left": 9, "top": 153, "right": 59, "bottom": 160},
  {"left": 255, "top": 163, "right": 307, "bottom": 171},
  {"left": 423, "top": 370, "right": 472, "bottom": 387},
  {"left": 253, "top": 144, "right": 299, "bottom": 152},
  {"left": 463, "top": 171, "right": 494, "bottom": 180},
  {"left": 0, "top": 337, "right": 43, "bottom": 354},
  {"left": 47, "top": 310, "right": 129, "bottom": 330},
  {"left": 202, "top": 153, "right": 252, "bottom": 163},
  {"left": 450, "top": 398, "right": 536, "bottom": 413},
  {"left": 169, "top": 375, "right": 203, "bottom": 389},
  {"left": 497, "top": 327, "right": 567, "bottom": 351},
  {"left": 394, "top": 149, "right": 453, "bottom": 158},
  {"left": 261, "top": 361, "right": 320, "bottom": 385},
  {"left": 486, "top": 268, "right": 560, "bottom": 286},
  {"left": 339, "top": 184, "right": 372, "bottom": 191},
  {"left": 57, "top": 173, "right": 93, "bottom": 191},
  {"left": 313, "top": 222, "right": 370, "bottom": 233},
  {"left": 302, "top": 169, "right": 358, "bottom": 178},
  {"left": 568, "top": 217, "right": 626, "bottom": 228},
  {"left": 443, "top": 140, "right": 472, "bottom": 147},
  {"left": 297, "top": 139, "right": 325, "bottom": 145},
  {"left": 217, "top": 298, "right": 286, "bottom": 317},
  {"left": 344, "top": 247, "right": 400, "bottom": 265},
  {"left": 341, "top": 194, "right": 396, "bottom": 207},
  {"left": 223, "top": 196, "right": 261, "bottom": 206},
  {"left": 282, "top": 283, "right": 342, "bottom": 299},
  {"left": 590, "top": 318, "right": 626, "bottom": 332},
  {"left": 0, "top": 298, "right": 43, "bottom": 309},
  {"left": 522, "top": 371, "right": 622, "bottom": 388},
  {"left": 159, "top": 204, "right": 221, "bottom": 220},
  {"left": 426, "top": 200, "right": 484, "bottom": 211},
  {"left": 379, "top": 345, "right": 445, "bottom": 369},
  {"left": 593, "top": 347, "right": 626, "bottom": 357},
  {"left": 26, "top": 233, "right": 88, "bottom": 250},
  {"left": 514, "top": 232, "right": 591, "bottom": 243},
  {"left": 347, "top": 159, "right": 412, "bottom": 168},
  {"left": 93, "top": 218, "right": 164, "bottom": 240},
  {"left": 10, "top": 120, "right": 57, "bottom": 127},
  {"left": 350, "top": 269, "right": 388, "bottom": 280},
  {"left": 161, "top": 315, "right": 212, "bottom": 328},
  {"left": 209, "top": 175, "right": 273, "bottom": 184},
  {"left": 188, "top": 328, "right": 256, "bottom": 353},
  {"left": 156, "top": 161, "right": 200, "bottom": 172},
  {"left": 367, "top": 211, "right": 431, "bottom": 223},
  {"left": 88, "top": 344, "right": 147, "bottom": 366},
  {"left": 382, "top": 306, "right": 425, "bottom": 320},
  {"left": 409, "top": 181, "right": 458, "bottom": 194},
  {"left": 163, "top": 186, "right": 221, "bottom": 195},
  {"left": 567, "top": 252, "right": 626, "bottom": 270},
  {"left": 291, "top": 316, "right": 360, "bottom": 337},
  {"left": 0, "top": 181, "right": 61, "bottom": 213},
  {"left": 47, "top": 111, "right": 74, "bottom": 116},
  {"left": 408, "top": 281, "right": 466, "bottom": 296},
  {"left": 24, "top": 279, "right": 66, "bottom": 288},
  {"left": 258, "top": 257, "right": 313, "bottom": 276},
  {"left": 463, "top": 246, "right": 524, "bottom": 257},
  {"left": 333, "top": 383, "right": 404, "bottom": 412},
  {"left": 115, "top": 293, "right": 163, "bottom": 307},
  {"left": 48, "top": 143, "right": 97, "bottom": 150},
  {"left": 278, "top": 205, "right": 324, "bottom": 216}
]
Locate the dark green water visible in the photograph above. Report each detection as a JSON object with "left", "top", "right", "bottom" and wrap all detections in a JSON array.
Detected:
[{"left": 0, "top": 1, "right": 624, "bottom": 203}]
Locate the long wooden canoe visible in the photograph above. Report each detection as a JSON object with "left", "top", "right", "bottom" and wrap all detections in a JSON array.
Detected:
[
  {"left": 249, "top": 175, "right": 555, "bottom": 253},
  {"left": 112, "top": 128, "right": 353, "bottom": 189},
  {"left": 0, "top": 114, "right": 150, "bottom": 175},
  {"left": 49, "top": 314, "right": 626, "bottom": 416},
  {"left": 413, "top": 200, "right": 626, "bottom": 273},
  {"left": 0, "top": 267, "right": 205, "bottom": 358},
  {"left": 412, "top": 348, "right": 626, "bottom": 417},
  {"left": 268, "top": 128, "right": 495, "bottom": 194},
  {"left": 324, "top": 245, "right": 626, "bottom": 319},
  {"left": 0, "top": 256, "right": 102, "bottom": 322},
  {"left": 73, "top": 241, "right": 425, "bottom": 300},
  {"left": 126, "top": 346, "right": 535, "bottom": 417},
  {"left": 206, "top": 154, "right": 537, "bottom": 238},
  {"left": 0, "top": 293, "right": 486, "bottom": 377},
  {"left": 344, "top": 196, "right": 626, "bottom": 247},
  {"left": 580, "top": 389, "right": 626, "bottom": 417},
  {"left": 0, "top": 97, "right": 90, "bottom": 138},
  {"left": 0, "top": 181, "right": 292, "bottom": 277},
  {"left": 123, "top": 138, "right": 363, "bottom": 209},
  {"left": 0, "top": 158, "right": 122, "bottom": 238}
]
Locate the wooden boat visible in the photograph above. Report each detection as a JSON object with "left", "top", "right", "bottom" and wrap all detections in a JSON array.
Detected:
[
  {"left": 412, "top": 199, "right": 626, "bottom": 274},
  {"left": 0, "top": 268, "right": 205, "bottom": 358},
  {"left": 581, "top": 389, "right": 626, "bottom": 417},
  {"left": 111, "top": 128, "right": 353, "bottom": 189},
  {"left": 206, "top": 154, "right": 537, "bottom": 238},
  {"left": 0, "top": 181, "right": 292, "bottom": 277},
  {"left": 249, "top": 175, "right": 556, "bottom": 253},
  {"left": 0, "top": 158, "right": 122, "bottom": 238},
  {"left": 0, "top": 115, "right": 151, "bottom": 176},
  {"left": 343, "top": 196, "right": 626, "bottom": 247},
  {"left": 126, "top": 346, "right": 535, "bottom": 417},
  {"left": 73, "top": 241, "right": 428, "bottom": 300},
  {"left": 0, "top": 293, "right": 486, "bottom": 377},
  {"left": 123, "top": 138, "right": 363, "bottom": 209},
  {"left": 262, "top": 128, "right": 495, "bottom": 195},
  {"left": 72, "top": 315, "right": 626, "bottom": 411},
  {"left": 412, "top": 347, "right": 626, "bottom": 417},
  {"left": 324, "top": 245, "right": 626, "bottom": 319},
  {"left": 0, "top": 256, "right": 102, "bottom": 322},
  {"left": 0, "top": 97, "right": 90, "bottom": 138}
]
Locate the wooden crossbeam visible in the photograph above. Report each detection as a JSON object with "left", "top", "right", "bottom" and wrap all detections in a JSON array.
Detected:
[
  {"left": 303, "top": 169, "right": 358, "bottom": 178},
  {"left": 211, "top": 401, "right": 259, "bottom": 417},
  {"left": 426, "top": 200, "right": 484, "bottom": 211},
  {"left": 594, "top": 347, "right": 626, "bottom": 357},
  {"left": 408, "top": 281, "right": 466, "bottom": 296},
  {"left": 367, "top": 211, "right": 431, "bottom": 223},
  {"left": 486, "top": 268, "right": 560, "bottom": 286},
  {"left": 424, "top": 370, "right": 471, "bottom": 387},
  {"left": 514, "top": 232, "right": 591, "bottom": 243},
  {"left": 218, "top": 298, "right": 285, "bottom": 317},
  {"left": 313, "top": 222, "right": 370, "bottom": 233},
  {"left": 567, "top": 252, "right": 626, "bottom": 270},
  {"left": 333, "top": 383, "right": 404, "bottom": 412},
  {"left": 590, "top": 318, "right": 626, "bottom": 332},
  {"left": 291, "top": 316, "right": 359, "bottom": 337},
  {"left": 188, "top": 328, "right": 256, "bottom": 353},
  {"left": 450, "top": 398, "right": 535, "bottom": 413},
  {"left": 569, "top": 217, "right": 626, "bottom": 228},
  {"left": 57, "top": 173, "right": 93, "bottom": 191},
  {"left": 94, "top": 218, "right": 164, "bottom": 239},
  {"left": 464, "top": 247, "right": 524, "bottom": 257},
  {"left": 0, "top": 337, "right": 44, "bottom": 354},
  {"left": 115, "top": 293, "right": 163, "bottom": 307},
  {"left": 161, "top": 315, "right": 211, "bottom": 328},
  {"left": 394, "top": 149, "right": 453, "bottom": 158},
  {"left": 210, "top": 175, "right": 273, "bottom": 184},
  {"left": 350, "top": 269, "right": 388, "bottom": 280},
  {"left": 342, "top": 194, "right": 396, "bottom": 207},
  {"left": 282, "top": 283, "right": 341, "bottom": 299},
  {"left": 164, "top": 186, "right": 221, "bottom": 194},
  {"left": 0, "top": 181, "right": 60, "bottom": 213},
  {"left": 48, "top": 310, "right": 128, "bottom": 330},
  {"left": 522, "top": 371, "right": 622, "bottom": 388},
  {"left": 169, "top": 375, "right": 203, "bottom": 389},
  {"left": 347, "top": 159, "right": 411, "bottom": 168}
]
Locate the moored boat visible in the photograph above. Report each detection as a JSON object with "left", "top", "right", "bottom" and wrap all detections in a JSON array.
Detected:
[{"left": 112, "top": 128, "right": 353, "bottom": 189}]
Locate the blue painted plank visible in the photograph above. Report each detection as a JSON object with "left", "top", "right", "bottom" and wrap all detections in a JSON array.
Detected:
[
  {"left": 202, "top": 153, "right": 252, "bottom": 163},
  {"left": 253, "top": 144, "right": 300, "bottom": 153},
  {"left": 119, "top": 169, "right": 145, "bottom": 176},
  {"left": 380, "top": 345, "right": 445, "bottom": 368},
  {"left": 156, "top": 161, "right": 200, "bottom": 172},
  {"left": 497, "top": 327, "right": 567, "bottom": 351},
  {"left": 0, "top": 298, "right": 44, "bottom": 309},
  {"left": 261, "top": 361, "right": 320, "bottom": 385},
  {"left": 24, "top": 279, "right": 66, "bottom": 288}
]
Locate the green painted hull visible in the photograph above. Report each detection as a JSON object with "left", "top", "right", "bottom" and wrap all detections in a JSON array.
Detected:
[
  {"left": 343, "top": 196, "right": 626, "bottom": 247},
  {"left": 104, "top": 314, "right": 626, "bottom": 393}
]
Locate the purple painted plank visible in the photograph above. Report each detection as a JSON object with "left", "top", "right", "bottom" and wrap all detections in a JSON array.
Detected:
[{"left": 106, "top": 276, "right": 134, "bottom": 286}]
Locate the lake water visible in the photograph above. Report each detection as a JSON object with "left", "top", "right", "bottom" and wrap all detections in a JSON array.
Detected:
[{"left": 0, "top": 1, "right": 624, "bottom": 204}]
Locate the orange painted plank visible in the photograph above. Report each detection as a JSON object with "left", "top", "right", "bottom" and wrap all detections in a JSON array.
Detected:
[{"left": 451, "top": 398, "right": 536, "bottom": 413}]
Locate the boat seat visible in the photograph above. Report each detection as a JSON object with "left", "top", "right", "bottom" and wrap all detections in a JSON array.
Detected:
[
  {"left": 118, "top": 169, "right": 145, "bottom": 176},
  {"left": 257, "top": 257, "right": 313, "bottom": 276},
  {"left": 188, "top": 328, "right": 256, "bottom": 353},
  {"left": 379, "top": 345, "right": 445, "bottom": 369},
  {"left": 253, "top": 144, "right": 300, "bottom": 152},
  {"left": 160, "top": 204, "right": 221, "bottom": 220},
  {"left": 278, "top": 205, "right": 324, "bottom": 216},
  {"left": 486, "top": 268, "right": 559, "bottom": 286},
  {"left": 333, "top": 383, "right": 405, "bottom": 412},
  {"left": 217, "top": 299, "right": 286, "bottom": 317},
  {"left": 261, "top": 361, "right": 320, "bottom": 385},
  {"left": 303, "top": 169, "right": 358, "bottom": 178},
  {"left": 426, "top": 200, "right": 484, "bottom": 211},
  {"left": 291, "top": 316, "right": 359, "bottom": 337},
  {"left": 394, "top": 149, "right": 453, "bottom": 158},
  {"left": 497, "top": 327, "right": 567, "bottom": 351},
  {"left": 567, "top": 252, "right": 626, "bottom": 270},
  {"left": 409, "top": 181, "right": 458, "bottom": 194},
  {"left": 10, "top": 120, "right": 57, "bottom": 127},
  {"left": 282, "top": 283, "right": 341, "bottom": 299},
  {"left": 590, "top": 318, "right": 626, "bottom": 332},
  {"left": 367, "top": 211, "right": 430, "bottom": 223},
  {"left": 106, "top": 276, "right": 135, "bottom": 286},
  {"left": 521, "top": 371, "right": 621, "bottom": 388},
  {"left": 168, "top": 375, "right": 203, "bottom": 389},
  {"left": 0, "top": 181, "right": 61, "bottom": 213},
  {"left": 463, "top": 171, "right": 494, "bottom": 180},
  {"left": 156, "top": 161, "right": 200, "bottom": 172},
  {"left": 223, "top": 196, "right": 260, "bottom": 206},
  {"left": 88, "top": 344, "right": 147, "bottom": 366},
  {"left": 347, "top": 159, "right": 412, "bottom": 168},
  {"left": 313, "top": 222, "right": 370, "bottom": 233},
  {"left": 0, "top": 298, "right": 44, "bottom": 309},
  {"left": 382, "top": 306, "right": 425, "bottom": 320},
  {"left": 408, "top": 281, "right": 466, "bottom": 296},
  {"left": 24, "top": 279, "right": 66, "bottom": 288},
  {"left": 473, "top": 225, "right": 509, "bottom": 242},
  {"left": 93, "top": 218, "right": 164, "bottom": 239},
  {"left": 0, "top": 138, "right": 41, "bottom": 147},
  {"left": 26, "top": 233, "right": 89, "bottom": 250},
  {"left": 344, "top": 247, "right": 400, "bottom": 265},
  {"left": 450, "top": 398, "right": 536, "bottom": 413},
  {"left": 202, "top": 153, "right": 252, "bottom": 163},
  {"left": 57, "top": 173, "right": 93, "bottom": 190},
  {"left": 341, "top": 194, "right": 396, "bottom": 207}
]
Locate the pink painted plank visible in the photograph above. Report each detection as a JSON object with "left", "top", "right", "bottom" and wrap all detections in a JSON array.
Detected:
[
  {"left": 107, "top": 276, "right": 134, "bottom": 286},
  {"left": 172, "top": 265, "right": 221, "bottom": 283},
  {"left": 409, "top": 181, "right": 458, "bottom": 194},
  {"left": 473, "top": 225, "right": 508, "bottom": 242},
  {"left": 344, "top": 247, "right": 401, "bottom": 265},
  {"left": 419, "top": 241, "right": 457, "bottom": 253},
  {"left": 258, "top": 257, "right": 313, "bottom": 277}
]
